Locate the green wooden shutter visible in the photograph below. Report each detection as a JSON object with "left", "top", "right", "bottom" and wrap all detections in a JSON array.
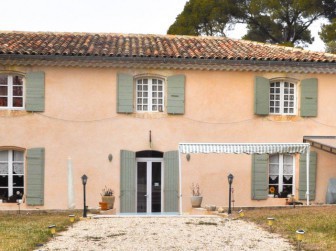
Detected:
[
  {"left": 251, "top": 154, "right": 269, "bottom": 200},
  {"left": 299, "top": 152, "right": 317, "bottom": 200},
  {"left": 120, "top": 150, "right": 136, "bottom": 213},
  {"left": 300, "top": 78, "right": 318, "bottom": 117},
  {"left": 117, "top": 73, "right": 133, "bottom": 113},
  {"left": 26, "top": 148, "right": 45, "bottom": 205},
  {"left": 254, "top": 76, "right": 269, "bottom": 115},
  {"left": 163, "top": 151, "right": 179, "bottom": 212},
  {"left": 167, "top": 75, "right": 185, "bottom": 114},
  {"left": 26, "top": 72, "right": 45, "bottom": 112}
]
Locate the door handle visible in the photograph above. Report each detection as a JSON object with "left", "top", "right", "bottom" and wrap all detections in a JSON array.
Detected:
[{"left": 144, "top": 194, "right": 147, "bottom": 197}]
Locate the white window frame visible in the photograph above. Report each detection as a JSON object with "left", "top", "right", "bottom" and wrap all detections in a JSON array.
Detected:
[
  {"left": 268, "top": 154, "right": 295, "bottom": 197},
  {"left": 0, "top": 150, "right": 24, "bottom": 201},
  {"left": 135, "top": 77, "right": 165, "bottom": 112},
  {"left": 269, "top": 80, "right": 297, "bottom": 115},
  {"left": 0, "top": 75, "right": 25, "bottom": 110}
]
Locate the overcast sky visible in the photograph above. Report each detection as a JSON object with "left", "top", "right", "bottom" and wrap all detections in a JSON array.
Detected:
[{"left": 0, "top": 0, "right": 326, "bottom": 52}]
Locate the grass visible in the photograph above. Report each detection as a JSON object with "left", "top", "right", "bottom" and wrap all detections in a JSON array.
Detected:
[
  {"left": 0, "top": 211, "right": 79, "bottom": 251},
  {"left": 242, "top": 206, "right": 336, "bottom": 251}
]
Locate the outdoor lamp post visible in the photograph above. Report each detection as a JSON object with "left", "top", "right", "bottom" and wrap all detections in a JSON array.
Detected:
[
  {"left": 267, "top": 217, "right": 275, "bottom": 232},
  {"left": 48, "top": 225, "right": 56, "bottom": 236},
  {"left": 81, "top": 174, "right": 88, "bottom": 218},
  {"left": 227, "top": 174, "right": 234, "bottom": 214},
  {"left": 296, "top": 229, "right": 305, "bottom": 251},
  {"left": 69, "top": 214, "right": 75, "bottom": 223}
]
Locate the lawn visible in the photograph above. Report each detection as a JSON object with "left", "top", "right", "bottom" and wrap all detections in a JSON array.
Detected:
[
  {"left": 0, "top": 211, "right": 79, "bottom": 251},
  {"left": 243, "top": 206, "right": 336, "bottom": 251}
]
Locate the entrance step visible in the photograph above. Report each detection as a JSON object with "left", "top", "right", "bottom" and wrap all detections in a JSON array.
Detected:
[{"left": 99, "top": 208, "right": 116, "bottom": 215}]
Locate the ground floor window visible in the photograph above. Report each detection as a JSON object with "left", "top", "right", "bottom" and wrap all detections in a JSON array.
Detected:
[
  {"left": 269, "top": 154, "right": 294, "bottom": 197},
  {"left": 0, "top": 150, "right": 24, "bottom": 202}
]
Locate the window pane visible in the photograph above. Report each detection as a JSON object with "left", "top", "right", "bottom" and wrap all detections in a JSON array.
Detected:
[
  {"left": 152, "top": 85, "right": 157, "bottom": 91},
  {"left": 152, "top": 105, "right": 157, "bottom": 111},
  {"left": 137, "top": 92, "right": 142, "bottom": 97},
  {"left": 152, "top": 99, "right": 157, "bottom": 104},
  {"left": 269, "top": 176, "right": 279, "bottom": 184},
  {"left": 0, "top": 86, "right": 7, "bottom": 95},
  {"left": 158, "top": 100, "right": 162, "bottom": 104},
  {"left": 0, "top": 188, "right": 8, "bottom": 199},
  {"left": 13, "top": 98, "right": 23, "bottom": 107},
  {"left": 0, "top": 76, "right": 7, "bottom": 85},
  {"left": 158, "top": 105, "right": 163, "bottom": 111},
  {"left": 284, "top": 108, "right": 288, "bottom": 113},
  {"left": 13, "top": 151, "right": 23, "bottom": 161},
  {"left": 13, "top": 175, "right": 24, "bottom": 186},
  {"left": 275, "top": 108, "right": 280, "bottom": 113},
  {"left": 0, "top": 175, "right": 8, "bottom": 186},
  {"left": 143, "top": 79, "right": 148, "bottom": 84},
  {"left": 152, "top": 79, "right": 157, "bottom": 85},
  {"left": 152, "top": 92, "right": 157, "bottom": 98},
  {"left": 269, "top": 185, "right": 278, "bottom": 195},
  {"left": 137, "top": 85, "right": 142, "bottom": 91},
  {"left": 143, "top": 92, "right": 148, "bottom": 98},
  {"left": 283, "top": 176, "right": 293, "bottom": 184},
  {"left": 137, "top": 98, "right": 142, "bottom": 104},
  {"left": 0, "top": 163, "right": 8, "bottom": 175},
  {"left": 143, "top": 105, "right": 148, "bottom": 110},
  {"left": 143, "top": 99, "right": 148, "bottom": 104},
  {"left": 0, "top": 151, "right": 8, "bottom": 161},
  {"left": 0, "top": 97, "right": 8, "bottom": 107},
  {"left": 158, "top": 86, "right": 162, "bottom": 91},
  {"left": 283, "top": 185, "right": 293, "bottom": 194},
  {"left": 137, "top": 105, "right": 142, "bottom": 110},
  {"left": 143, "top": 85, "right": 148, "bottom": 91},
  {"left": 13, "top": 86, "right": 23, "bottom": 96},
  {"left": 13, "top": 76, "right": 23, "bottom": 85},
  {"left": 13, "top": 163, "right": 24, "bottom": 174}
]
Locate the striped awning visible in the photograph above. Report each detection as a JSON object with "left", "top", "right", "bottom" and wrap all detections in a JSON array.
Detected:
[{"left": 179, "top": 143, "right": 310, "bottom": 155}]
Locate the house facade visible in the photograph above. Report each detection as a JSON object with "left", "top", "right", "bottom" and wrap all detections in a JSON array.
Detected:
[{"left": 1, "top": 31, "right": 336, "bottom": 213}]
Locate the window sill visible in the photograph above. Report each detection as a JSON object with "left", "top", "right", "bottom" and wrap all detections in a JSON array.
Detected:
[
  {"left": 133, "top": 112, "right": 168, "bottom": 119},
  {"left": 266, "top": 115, "right": 301, "bottom": 122},
  {"left": 0, "top": 110, "right": 29, "bottom": 117}
]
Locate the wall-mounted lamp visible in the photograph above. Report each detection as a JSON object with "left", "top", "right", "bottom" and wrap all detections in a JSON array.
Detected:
[
  {"left": 108, "top": 154, "right": 113, "bottom": 162},
  {"left": 186, "top": 153, "right": 191, "bottom": 161}
]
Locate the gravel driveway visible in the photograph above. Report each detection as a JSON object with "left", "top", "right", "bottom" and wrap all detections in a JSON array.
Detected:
[{"left": 36, "top": 215, "right": 294, "bottom": 251}]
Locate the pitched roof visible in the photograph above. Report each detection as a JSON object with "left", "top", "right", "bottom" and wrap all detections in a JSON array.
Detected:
[{"left": 0, "top": 31, "right": 336, "bottom": 63}]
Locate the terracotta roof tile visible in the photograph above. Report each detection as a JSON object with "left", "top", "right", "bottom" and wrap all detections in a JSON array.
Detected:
[{"left": 0, "top": 31, "right": 336, "bottom": 63}]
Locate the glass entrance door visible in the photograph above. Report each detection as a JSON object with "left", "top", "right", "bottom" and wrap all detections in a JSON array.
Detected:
[{"left": 137, "top": 159, "right": 162, "bottom": 213}]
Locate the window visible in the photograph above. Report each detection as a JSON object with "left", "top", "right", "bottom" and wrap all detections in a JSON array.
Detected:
[
  {"left": 0, "top": 75, "right": 24, "bottom": 109},
  {"left": 136, "top": 78, "right": 164, "bottom": 112},
  {"left": 269, "top": 154, "right": 294, "bottom": 197},
  {"left": 0, "top": 150, "right": 24, "bottom": 202},
  {"left": 269, "top": 81, "right": 296, "bottom": 115}
]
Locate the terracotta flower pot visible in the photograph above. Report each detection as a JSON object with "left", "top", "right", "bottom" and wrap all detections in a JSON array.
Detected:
[
  {"left": 191, "top": 196, "right": 203, "bottom": 208},
  {"left": 99, "top": 201, "right": 108, "bottom": 210}
]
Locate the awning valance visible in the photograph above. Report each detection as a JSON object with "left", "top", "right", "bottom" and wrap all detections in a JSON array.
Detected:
[{"left": 179, "top": 143, "right": 310, "bottom": 155}]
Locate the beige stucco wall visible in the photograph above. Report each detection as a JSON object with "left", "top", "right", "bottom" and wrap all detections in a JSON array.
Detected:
[{"left": 1, "top": 65, "right": 336, "bottom": 212}]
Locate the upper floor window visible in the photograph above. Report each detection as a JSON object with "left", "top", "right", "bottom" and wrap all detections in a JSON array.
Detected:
[
  {"left": 136, "top": 78, "right": 164, "bottom": 112},
  {"left": 269, "top": 154, "right": 294, "bottom": 197},
  {"left": 0, "top": 75, "right": 24, "bottom": 109},
  {"left": 269, "top": 81, "right": 296, "bottom": 115},
  {"left": 0, "top": 150, "right": 24, "bottom": 202}
]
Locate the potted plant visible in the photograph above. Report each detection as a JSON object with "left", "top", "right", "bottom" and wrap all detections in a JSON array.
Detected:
[
  {"left": 190, "top": 183, "right": 203, "bottom": 208},
  {"left": 101, "top": 186, "right": 115, "bottom": 210}
]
